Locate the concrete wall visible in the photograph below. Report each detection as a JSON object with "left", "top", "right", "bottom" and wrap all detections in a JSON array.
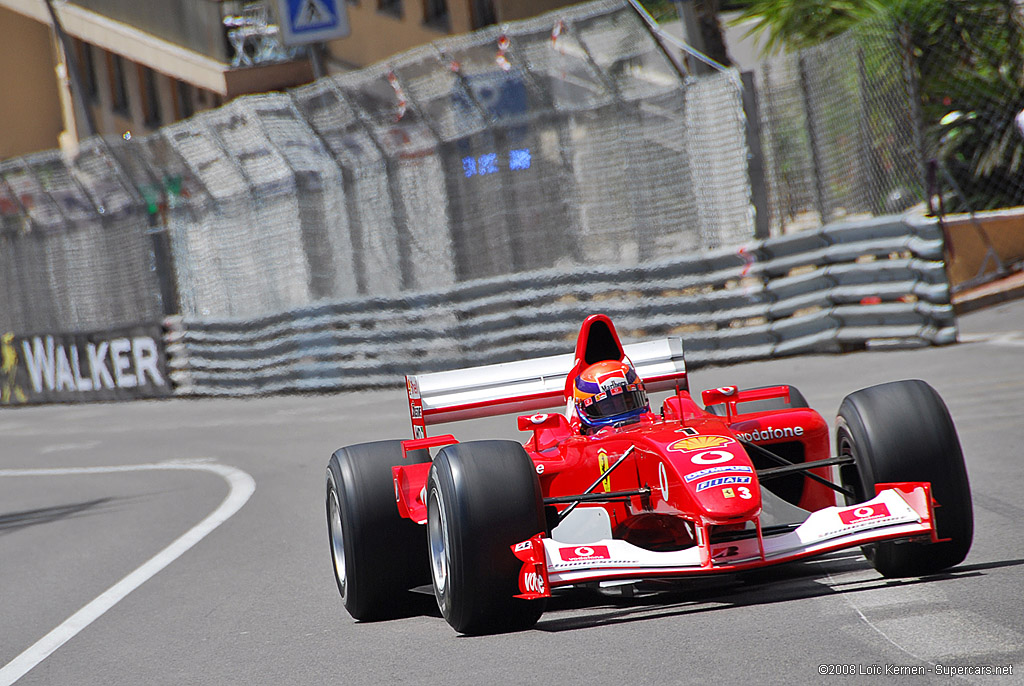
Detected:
[
  {"left": 495, "top": 0, "right": 578, "bottom": 22},
  {"left": 0, "top": 6, "right": 63, "bottom": 158},
  {"left": 325, "top": 1, "right": 463, "bottom": 68},
  {"left": 323, "top": 0, "right": 576, "bottom": 69}
]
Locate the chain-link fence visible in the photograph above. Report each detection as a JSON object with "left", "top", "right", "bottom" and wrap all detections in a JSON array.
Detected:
[
  {"left": 1, "top": 0, "right": 761, "bottom": 332},
  {"left": 755, "top": 30, "right": 921, "bottom": 234},
  {"left": 2, "top": 0, "right": 1011, "bottom": 340},
  {"left": 895, "top": 0, "right": 1024, "bottom": 214},
  {"left": 753, "top": 1, "right": 1024, "bottom": 233},
  {"left": 0, "top": 143, "right": 163, "bottom": 335}
]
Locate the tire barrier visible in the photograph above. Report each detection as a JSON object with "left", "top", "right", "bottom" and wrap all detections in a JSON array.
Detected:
[{"left": 164, "top": 214, "right": 955, "bottom": 397}]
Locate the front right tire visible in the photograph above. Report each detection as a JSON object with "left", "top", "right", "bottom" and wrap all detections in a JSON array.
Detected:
[
  {"left": 836, "top": 379, "right": 973, "bottom": 577},
  {"left": 326, "top": 440, "right": 430, "bottom": 620}
]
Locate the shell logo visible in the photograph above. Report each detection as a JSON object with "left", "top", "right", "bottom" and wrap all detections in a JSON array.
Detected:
[{"left": 669, "top": 435, "right": 734, "bottom": 452}]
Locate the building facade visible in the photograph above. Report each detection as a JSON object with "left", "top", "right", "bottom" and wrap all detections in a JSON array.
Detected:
[{"left": 0, "top": 0, "right": 577, "bottom": 159}]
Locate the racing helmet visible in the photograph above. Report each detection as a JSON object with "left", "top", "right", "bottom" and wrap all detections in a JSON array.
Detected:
[{"left": 573, "top": 359, "right": 649, "bottom": 431}]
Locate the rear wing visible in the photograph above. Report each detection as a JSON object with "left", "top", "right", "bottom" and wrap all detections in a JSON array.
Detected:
[{"left": 406, "top": 338, "right": 688, "bottom": 438}]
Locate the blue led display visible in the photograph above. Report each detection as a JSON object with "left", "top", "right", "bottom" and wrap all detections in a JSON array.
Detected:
[
  {"left": 461, "top": 148, "right": 532, "bottom": 177},
  {"left": 478, "top": 153, "right": 498, "bottom": 175},
  {"left": 509, "top": 148, "right": 531, "bottom": 170}
]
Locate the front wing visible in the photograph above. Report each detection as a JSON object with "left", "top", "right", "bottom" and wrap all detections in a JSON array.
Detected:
[{"left": 512, "top": 483, "right": 938, "bottom": 599}]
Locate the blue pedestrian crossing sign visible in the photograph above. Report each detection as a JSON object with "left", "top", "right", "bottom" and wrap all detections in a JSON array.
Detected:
[{"left": 276, "top": 0, "right": 350, "bottom": 45}]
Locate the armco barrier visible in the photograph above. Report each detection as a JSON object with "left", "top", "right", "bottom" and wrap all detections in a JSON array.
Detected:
[{"left": 164, "top": 215, "right": 955, "bottom": 397}]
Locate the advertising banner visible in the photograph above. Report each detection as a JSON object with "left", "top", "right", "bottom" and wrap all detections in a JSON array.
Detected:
[{"left": 1, "top": 323, "right": 171, "bottom": 405}]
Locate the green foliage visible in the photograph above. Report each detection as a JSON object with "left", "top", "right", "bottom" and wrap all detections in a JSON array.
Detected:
[
  {"left": 739, "top": 0, "right": 1024, "bottom": 211},
  {"left": 730, "top": 0, "right": 883, "bottom": 54},
  {"left": 636, "top": 0, "right": 681, "bottom": 23},
  {"left": 887, "top": 0, "right": 1024, "bottom": 210}
]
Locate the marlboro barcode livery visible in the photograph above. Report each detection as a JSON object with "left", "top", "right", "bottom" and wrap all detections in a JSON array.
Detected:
[{"left": 325, "top": 314, "right": 973, "bottom": 634}]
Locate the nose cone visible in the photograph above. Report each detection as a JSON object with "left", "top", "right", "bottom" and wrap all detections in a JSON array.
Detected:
[
  {"left": 668, "top": 434, "right": 762, "bottom": 523},
  {"left": 689, "top": 473, "right": 761, "bottom": 522}
]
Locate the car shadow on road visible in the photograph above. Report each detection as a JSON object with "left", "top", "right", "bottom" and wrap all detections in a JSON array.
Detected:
[
  {"left": 349, "top": 587, "right": 443, "bottom": 624},
  {"left": 532, "top": 554, "right": 1024, "bottom": 633}
]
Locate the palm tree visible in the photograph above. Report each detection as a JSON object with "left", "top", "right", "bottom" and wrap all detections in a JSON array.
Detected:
[
  {"left": 734, "top": 0, "right": 1024, "bottom": 210},
  {"left": 729, "top": 0, "right": 882, "bottom": 54}
]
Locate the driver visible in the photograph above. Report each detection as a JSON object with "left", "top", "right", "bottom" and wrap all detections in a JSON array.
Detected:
[{"left": 572, "top": 359, "right": 650, "bottom": 434}]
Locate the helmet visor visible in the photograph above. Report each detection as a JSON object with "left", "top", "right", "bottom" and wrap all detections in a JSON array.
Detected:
[{"left": 582, "top": 387, "right": 648, "bottom": 420}]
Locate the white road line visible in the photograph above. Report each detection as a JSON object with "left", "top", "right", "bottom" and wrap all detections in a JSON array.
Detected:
[
  {"left": 958, "top": 332, "right": 1024, "bottom": 346},
  {"left": 824, "top": 568, "right": 937, "bottom": 667},
  {"left": 0, "top": 460, "right": 256, "bottom": 686}
]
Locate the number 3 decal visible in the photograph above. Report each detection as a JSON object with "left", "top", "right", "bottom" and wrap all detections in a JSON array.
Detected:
[{"left": 738, "top": 486, "right": 752, "bottom": 499}]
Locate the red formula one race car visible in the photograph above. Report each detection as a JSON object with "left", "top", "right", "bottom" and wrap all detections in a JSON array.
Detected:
[{"left": 325, "top": 314, "right": 972, "bottom": 634}]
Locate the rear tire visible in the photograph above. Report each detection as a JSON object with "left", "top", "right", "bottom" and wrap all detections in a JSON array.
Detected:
[
  {"left": 326, "top": 440, "right": 430, "bottom": 620},
  {"left": 426, "top": 440, "right": 546, "bottom": 634},
  {"left": 836, "top": 380, "right": 973, "bottom": 577}
]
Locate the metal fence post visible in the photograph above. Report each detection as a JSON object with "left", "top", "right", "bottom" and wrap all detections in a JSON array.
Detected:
[
  {"left": 898, "top": 21, "right": 929, "bottom": 199},
  {"left": 741, "top": 70, "right": 770, "bottom": 239},
  {"left": 797, "top": 54, "right": 828, "bottom": 223}
]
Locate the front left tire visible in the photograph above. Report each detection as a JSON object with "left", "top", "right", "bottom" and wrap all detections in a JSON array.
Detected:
[{"left": 426, "top": 440, "right": 547, "bottom": 634}]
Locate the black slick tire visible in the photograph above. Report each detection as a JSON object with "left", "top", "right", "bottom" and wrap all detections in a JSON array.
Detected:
[
  {"left": 326, "top": 440, "right": 430, "bottom": 620},
  {"left": 836, "top": 379, "right": 973, "bottom": 577},
  {"left": 426, "top": 440, "right": 546, "bottom": 634}
]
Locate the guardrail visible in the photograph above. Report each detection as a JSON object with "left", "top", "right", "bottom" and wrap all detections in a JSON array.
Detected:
[{"left": 164, "top": 214, "right": 955, "bottom": 397}]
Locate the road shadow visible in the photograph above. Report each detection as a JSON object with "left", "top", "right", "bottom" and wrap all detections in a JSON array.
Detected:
[
  {"left": 348, "top": 586, "right": 443, "bottom": 624},
  {"left": 340, "top": 556, "right": 1024, "bottom": 633},
  {"left": 532, "top": 555, "right": 1024, "bottom": 633}
]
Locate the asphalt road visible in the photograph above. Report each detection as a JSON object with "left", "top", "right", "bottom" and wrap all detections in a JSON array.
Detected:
[{"left": 1, "top": 300, "right": 1023, "bottom": 685}]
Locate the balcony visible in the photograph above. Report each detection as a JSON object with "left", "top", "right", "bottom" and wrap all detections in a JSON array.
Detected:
[
  {"left": 69, "top": 0, "right": 235, "bottom": 62},
  {"left": 49, "top": 0, "right": 313, "bottom": 95}
]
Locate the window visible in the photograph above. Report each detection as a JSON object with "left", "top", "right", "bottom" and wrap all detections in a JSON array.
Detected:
[
  {"left": 75, "top": 40, "right": 98, "bottom": 103},
  {"left": 378, "top": 0, "right": 402, "bottom": 17},
  {"left": 174, "top": 80, "right": 195, "bottom": 120},
  {"left": 140, "top": 66, "right": 162, "bottom": 127},
  {"left": 471, "top": 0, "right": 496, "bottom": 29},
  {"left": 108, "top": 53, "right": 129, "bottom": 115},
  {"left": 423, "top": 0, "right": 449, "bottom": 30}
]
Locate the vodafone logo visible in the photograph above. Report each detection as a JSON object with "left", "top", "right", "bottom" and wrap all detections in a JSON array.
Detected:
[
  {"left": 558, "top": 545, "right": 611, "bottom": 562},
  {"left": 528, "top": 413, "right": 550, "bottom": 424},
  {"left": 691, "top": 450, "right": 734, "bottom": 465},
  {"left": 521, "top": 571, "right": 545, "bottom": 595},
  {"left": 838, "top": 503, "right": 892, "bottom": 525}
]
